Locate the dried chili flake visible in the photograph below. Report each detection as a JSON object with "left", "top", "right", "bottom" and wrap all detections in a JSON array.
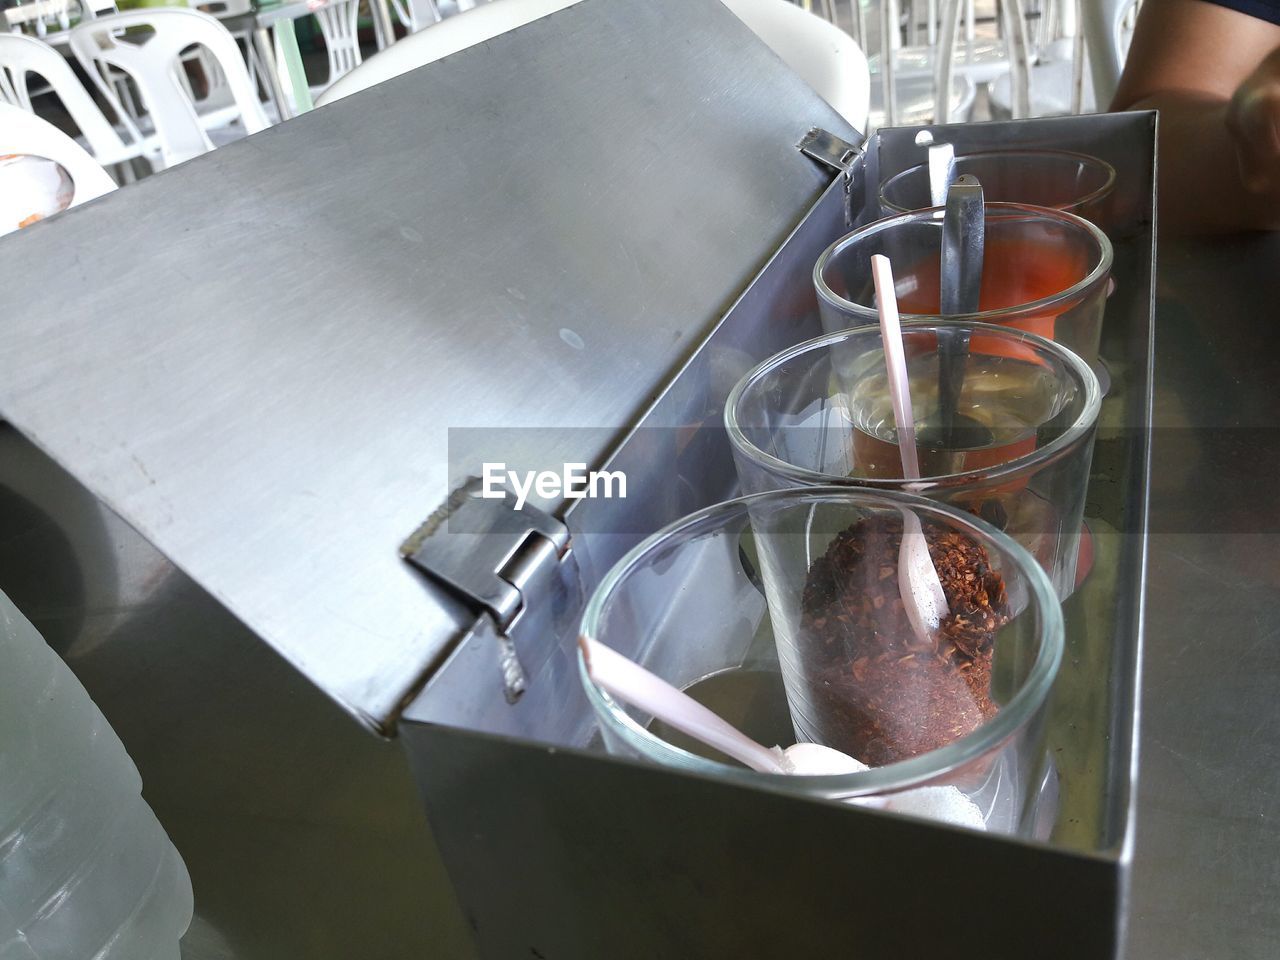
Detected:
[{"left": 796, "top": 514, "right": 1010, "bottom": 765}]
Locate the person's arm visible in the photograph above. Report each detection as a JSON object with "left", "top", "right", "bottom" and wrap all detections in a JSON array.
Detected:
[{"left": 1112, "top": 0, "right": 1280, "bottom": 233}]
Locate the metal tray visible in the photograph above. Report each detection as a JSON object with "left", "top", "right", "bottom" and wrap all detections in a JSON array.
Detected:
[
  {"left": 403, "top": 110, "right": 1154, "bottom": 958},
  {"left": 0, "top": 0, "right": 1152, "bottom": 948}
]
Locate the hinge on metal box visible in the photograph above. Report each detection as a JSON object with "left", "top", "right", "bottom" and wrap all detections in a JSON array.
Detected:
[
  {"left": 798, "top": 127, "right": 865, "bottom": 227},
  {"left": 401, "top": 476, "right": 578, "bottom": 704}
]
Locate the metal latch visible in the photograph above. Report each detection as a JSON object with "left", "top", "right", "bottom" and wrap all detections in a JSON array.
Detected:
[
  {"left": 799, "top": 127, "right": 866, "bottom": 227},
  {"left": 401, "top": 476, "right": 577, "bottom": 703},
  {"left": 798, "top": 127, "right": 864, "bottom": 175}
]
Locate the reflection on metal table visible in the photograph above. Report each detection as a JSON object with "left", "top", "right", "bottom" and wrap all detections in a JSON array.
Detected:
[{"left": 1124, "top": 231, "right": 1280, "bottom": 959}]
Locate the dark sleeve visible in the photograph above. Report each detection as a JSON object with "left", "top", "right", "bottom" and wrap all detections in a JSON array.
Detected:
[{"left": 1199, "top": 0, "right": 1280, "bottom": 25}]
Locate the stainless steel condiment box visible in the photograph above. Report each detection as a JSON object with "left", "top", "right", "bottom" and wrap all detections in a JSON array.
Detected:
[{"left": 0, "top": 0, "right": 1153, "bottom": 955}]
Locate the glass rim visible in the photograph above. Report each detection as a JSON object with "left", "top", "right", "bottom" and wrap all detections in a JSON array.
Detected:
[
  {"left": 813, "top": 201, "right": 1114, "bottom": 324},
  {"left": 578, "top": 486, "right": 1065, "bottom": 799},
  {"left": 878, "top": 148, "right": 1118, "bottom": 216},
  {"left": 723, "top": 320, "right": 1102, "bottom": 491}
]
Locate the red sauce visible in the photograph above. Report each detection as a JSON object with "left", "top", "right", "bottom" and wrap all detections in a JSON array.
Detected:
[{"left": 896, "top": 233, "right": 1092, "bottom": 354}]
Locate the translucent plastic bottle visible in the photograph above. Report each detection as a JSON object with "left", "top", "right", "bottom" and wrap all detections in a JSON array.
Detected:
[{"left": 0, "top": 588, "right": 193, "bottom": 959}]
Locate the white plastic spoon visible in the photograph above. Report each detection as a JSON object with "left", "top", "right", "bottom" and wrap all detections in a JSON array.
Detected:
[
  {"left": 580, "top": 635, "right": 872, "bottom": 780},
  {"left": 870, "top": 254, "right": 950, "bottom": 643},
  {"left": 581, "top": 635, "right": 984, "bottom": 828},
  {"left": 913, "top": 129, "right": 956, "bottom": 208}
]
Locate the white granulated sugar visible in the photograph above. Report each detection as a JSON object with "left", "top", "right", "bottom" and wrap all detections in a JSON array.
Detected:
[
  {"left": 780, "top": 742, "right": 869, "bottom": 775},
  {"left": 776, "top": 745, "right": 985, "bottom": 829},
  {"left": 886, "top": 786, "right": 987, "bottom": 831}
]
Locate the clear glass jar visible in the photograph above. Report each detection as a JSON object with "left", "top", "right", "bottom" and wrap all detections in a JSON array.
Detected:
[
  {"left": 579, "top": 488, "right": 1064, "bottom": 837},
  {"left": 814, "top": 202, "right": 1113, "bottom": 371},
  {"left": 878, "top": 148, "right": 1116, "bottom": 222},
  {"left": 724, "top": 322, "right": 1100, "bottom": 598}
]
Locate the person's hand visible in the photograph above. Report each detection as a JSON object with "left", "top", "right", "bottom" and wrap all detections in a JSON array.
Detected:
[{"left": 1227, "top": 47, "right": 1280, "bottom": 197}]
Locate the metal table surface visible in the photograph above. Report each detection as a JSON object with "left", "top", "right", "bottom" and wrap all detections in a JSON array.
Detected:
[{"left": 1126, "top": 230, "right": 1280, "bottom": 959}]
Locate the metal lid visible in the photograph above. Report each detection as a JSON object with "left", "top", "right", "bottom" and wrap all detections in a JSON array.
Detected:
[{"left": 0, "top": 0, "right": 854, "bottom": 731}]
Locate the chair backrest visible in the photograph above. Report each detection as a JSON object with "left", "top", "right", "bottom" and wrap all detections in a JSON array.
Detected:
[
  {"left": 78, "top": 0, "right": 120, "bottom": 19},
  {"left": 313, "top": 0, "right": 362, "bottom": 85},
  {"left": 317, "top": 0, "right": 583, "bottom": 105},
  {"left": 184, "top": 0, "right": 258, "bottom": 119},
  {"left": 189, "top": 0, "right": 253, "bottom": 17},
  {"left": 319, "top": 0, "right": 869, "bottom": 134},
  {"left": 0, "top": 101, "right": 116, "bottom": 210},
  {"left": 69, "top": 8, "right": 268, "bottom": 166},
  {"left": 3, "top": 0, "right": 74, "bottom": 38},
  {"left": 389, "top": 0, "right": 442, "bottom": 34},
  {"left": 0, "top": 33, "right": 133, "bottom": 165},
  {"left": 722, "top": 0, "right": 870, "bottom": 134}
]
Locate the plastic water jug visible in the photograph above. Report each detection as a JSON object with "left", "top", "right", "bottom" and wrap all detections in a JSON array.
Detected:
[{"left": 0, "top": 588, "right": 193, "bottom": 958}]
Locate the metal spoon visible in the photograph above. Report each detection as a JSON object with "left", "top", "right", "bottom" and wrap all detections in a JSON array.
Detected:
[{"left": 938, "top": 175, "right": 992, "bottom": 450}]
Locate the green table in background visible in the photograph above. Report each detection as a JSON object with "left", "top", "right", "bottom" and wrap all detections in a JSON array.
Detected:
[{"left": 251, "top": 0, "right": 395, "bottom": 117}]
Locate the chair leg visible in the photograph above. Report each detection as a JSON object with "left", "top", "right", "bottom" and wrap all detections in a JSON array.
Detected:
[
  {"left": 109, "top": 69, "right": 147, "bottom": 129},
  {"left": 936, "top": 0, "right": 961, "bottom": 124},
  {"left": 998, "top": 0, "right": 1033, "bottom": 117},
  {"left": 881, "top": 0, "right": 899, "bottom": 126},
  {"left": 1070, "top": 0, "right": 1086, "bottom": 112}
]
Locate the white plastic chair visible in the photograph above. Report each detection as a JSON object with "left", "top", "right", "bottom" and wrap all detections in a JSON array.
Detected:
[
  {"left": 984, "top": 0, "right": 1137, "bottom": 117},
  {"left": 872, "top": 0, "right": 1011, "bottom": 84},
  {"left": 271, "top": 0, "right": 364, "bottom": 108},
  {"left": 932, "top": 0, "right": 1032, "bottom": 121},
  {"left": 1080, "top": 0, "right": 1139, "bottom": 110},
  {"left": 835, "top": 0, "right": 1031, "bottom": 128},
  {"left": 186, "top": 0, "right": 284, "bottom": 127},
  {"left": 316, "top": 0, "right": 584, "bottom": 106},
  {"left": 182, "top": 0, "right": 273, "bottom": 131},
  {"left": 191, "top": 0, "right": 259, "bottom": 80},
  {"left": 77, "top": 0, "right": 121, "bottom": 18},
  {"left": 0, "top": 33, "right": 150, "bottom": 171},
  {"left": 2, "top": 0, "right": 74, "bottom": 42},
  {"left": 189, "top": 0, "right": 252, "bottom": 21},
  {"left": 317, "top": 0, "right": 362, "bottom": 83},
  {"left": 69, "top": 8, "right": 269, "bottom": 168},
  {"left": 390, "top": 0, "right": 443, "bottom": 33},
  {"left": 722, "top": 0, "right": 870, "bottom": 134},
  {"left": 871, "top": 68, "right": 976, "bottom": 128},
  {"left": 318, "top": 0, "right": 871, "bottom": 135},
  {"left": 988, "top": 34, "right": 1096, "bottom": 116},
  {"left": 431, "top": 0, "right": 481, "bottom": 16},
  {"left": 0, "top": 101, "right": 116, "bottom": 208}
]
